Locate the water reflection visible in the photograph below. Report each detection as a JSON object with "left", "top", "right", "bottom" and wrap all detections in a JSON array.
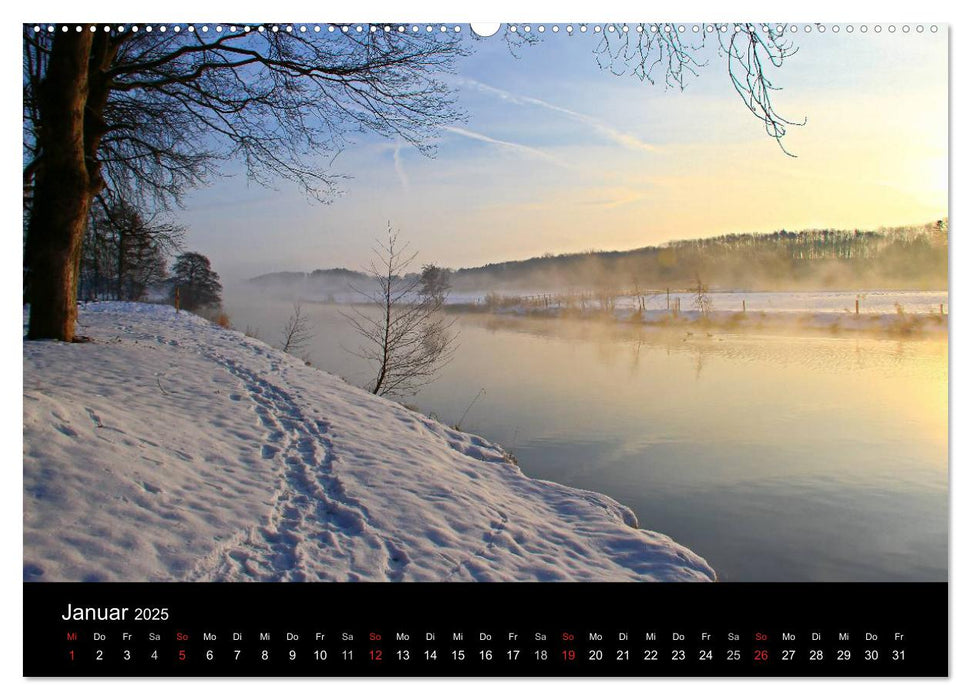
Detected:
[{"left": 225, "top": 299, "right": 948, "bottom": 582}]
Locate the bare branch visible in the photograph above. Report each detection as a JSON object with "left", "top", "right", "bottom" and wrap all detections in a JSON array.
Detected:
[
  {"left": 593, "top": 23, "right": 804, "bottom": 155},
  {"left": 23, "top": 25, "right": 468, "bottom": 211},
  {"left": 279, "top": 302, "right": 315, "bottom": 357}
]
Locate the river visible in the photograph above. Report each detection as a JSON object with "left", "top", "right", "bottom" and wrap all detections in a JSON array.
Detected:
[{"left": 225, "top": 295, "right": 948, "bottom": 582}]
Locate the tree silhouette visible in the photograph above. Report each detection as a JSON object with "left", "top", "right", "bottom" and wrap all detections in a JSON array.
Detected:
[
  {"left": 418, "top": 264, "right": 452, "bottom": 305},
  {"left": 170, "top": 251, "right": 222, "bottom": 311},
  {"left": 23, "top": 24, "right": 465, "bottom": 340}
]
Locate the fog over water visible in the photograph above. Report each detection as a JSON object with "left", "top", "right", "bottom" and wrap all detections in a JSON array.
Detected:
[{"left": 225, "top": 294, "right": 948, "bottom": 582}]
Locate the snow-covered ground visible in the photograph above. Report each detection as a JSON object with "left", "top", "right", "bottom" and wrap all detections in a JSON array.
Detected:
[
  {"left": 449, "top": 289, "right": 948, "bottom": 314},
  {"left": 244, "top": 286, "right": 948, "bottom": 316},
  {"left": 617, "top": 290, "right": 948, "bottom": 315},
  {"left": 463, "top": 290, "right": 948, "bottom": 336},
  {"left": 23, "top": 302, "right": 714, "bottom": 583}
]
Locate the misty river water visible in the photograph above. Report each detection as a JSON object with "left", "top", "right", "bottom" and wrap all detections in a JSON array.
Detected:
[{"left": 225, "top": 296, "right": 948, "bottom": 582}]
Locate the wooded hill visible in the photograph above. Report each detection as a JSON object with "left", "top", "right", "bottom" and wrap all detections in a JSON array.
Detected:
[
  {"left": 250, "top": 219, "right": 948, "bottom": 294},
  {"left": 450, "top": 219, "right": 949, "bottom": 292}
]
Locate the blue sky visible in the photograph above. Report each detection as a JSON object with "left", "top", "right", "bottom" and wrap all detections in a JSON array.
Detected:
[{"left": 176, "top": 26, "right": 948, "bottom": 282}]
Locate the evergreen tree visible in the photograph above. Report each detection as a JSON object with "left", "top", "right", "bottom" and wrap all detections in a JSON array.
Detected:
[
  {"left": 79, "top": 199, "right": 182, "bottom": 301},
  {"left": 170, "top": 252, "right": 222, "bottom": 311}
]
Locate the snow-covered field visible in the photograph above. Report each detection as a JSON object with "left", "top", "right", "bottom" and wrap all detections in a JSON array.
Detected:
[
  {"left": 463, "top": 290, "right": 948, "bottom": 335},
  {"left": 448, "top": 289, "right": 949, "bottom": 314},
  {"left": 23, "top": 302, "right": 714, "bottom": 583},
  {"left": 245, "top": 285, "right": 948, "bottom": 316},
  {"left": 617, "top": 290, "right": 948, "bottom": 315}
]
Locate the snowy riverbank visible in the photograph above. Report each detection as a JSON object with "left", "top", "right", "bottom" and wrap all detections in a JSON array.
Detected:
[
  {"left": 450, "top": 289, "right": 949, "bottom": 337},
  {"left": 23, "top": 302, "right": 714, "bottom": 582}
]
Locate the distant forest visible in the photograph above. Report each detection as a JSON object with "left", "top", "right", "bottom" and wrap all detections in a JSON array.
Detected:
[
  {"left": 248, "top": 267, "right": 370, "bottom": 292},
  {"left": 251, "top": 219, "right": 948, "bottom": 295},
  {"left": 450, "top": 220, "right": 949, "bottom": 292}
]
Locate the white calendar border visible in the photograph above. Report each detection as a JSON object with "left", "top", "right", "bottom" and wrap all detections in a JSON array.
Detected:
[{"left": 2, "top": 0, "right": 963, "bottom": 698}]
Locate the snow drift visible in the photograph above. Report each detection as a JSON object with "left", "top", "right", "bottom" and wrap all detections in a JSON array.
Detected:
[{"left": 23, "top": 302, "right": 714, "bottom": 582}]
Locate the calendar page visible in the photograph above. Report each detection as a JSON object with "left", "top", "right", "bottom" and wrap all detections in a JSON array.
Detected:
[{"left": 22, "top": 16, "right": 948, "bottom": 678}]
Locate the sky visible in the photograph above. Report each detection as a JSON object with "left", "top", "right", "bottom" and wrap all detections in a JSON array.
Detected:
[{"left": 175, "top": 26, "right": 949, "bottom": 283}]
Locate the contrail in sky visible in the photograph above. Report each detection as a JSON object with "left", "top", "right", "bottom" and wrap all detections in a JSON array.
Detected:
[
  {"left": 443, "top": 126, "right": 571, "bottom": 168},
  {"left": 460, "top": 78, "right": 659, "bottom": 154}
]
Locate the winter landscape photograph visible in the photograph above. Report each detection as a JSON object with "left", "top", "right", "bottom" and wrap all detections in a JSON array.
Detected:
[{"left": 23, "top": 22, "right": 947, "bottom": 584}]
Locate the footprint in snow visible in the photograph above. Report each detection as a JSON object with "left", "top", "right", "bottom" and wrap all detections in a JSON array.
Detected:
[{"left": 85, "top": 407, "right": 104, "bottom": 427}]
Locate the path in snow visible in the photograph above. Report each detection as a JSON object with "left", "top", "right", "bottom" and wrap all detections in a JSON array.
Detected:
[{"left": 23, "top": 302, "right": 715, "bottom": 582}]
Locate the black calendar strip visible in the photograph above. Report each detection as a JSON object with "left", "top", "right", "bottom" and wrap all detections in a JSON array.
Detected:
[{"left": 24, "top": 582, "right": 947, "bottom": 677}]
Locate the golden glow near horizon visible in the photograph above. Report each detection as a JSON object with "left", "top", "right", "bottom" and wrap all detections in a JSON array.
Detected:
[
  {"left": 182, "top": 31, "right": 948, "bottom": 276},
  {"left": 462, "top": 90, "right": 949, "bottom": 262}
]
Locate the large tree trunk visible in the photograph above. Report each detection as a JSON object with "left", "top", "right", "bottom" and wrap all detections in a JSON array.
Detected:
[
  {"left": 25, "top": 32, "right": 94, "bottom": 341},
  {"left": 25, "top": 31, "right": 117, "bottom": 341}
]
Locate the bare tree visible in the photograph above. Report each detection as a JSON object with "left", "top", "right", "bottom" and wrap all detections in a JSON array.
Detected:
[
  {"left": 693, "top": 273, "right": 712, "bottom": 319},
  {"left": 23, "top": 25, "right": 465, "bottom": 341},
  {"left": 343, "top": 227, "right": 456, "bottom": 398},
  {"left": 279, "top": 302, "right": 315, "bottom": 358}
]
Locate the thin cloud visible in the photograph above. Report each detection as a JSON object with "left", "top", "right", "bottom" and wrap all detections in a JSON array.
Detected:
[
  {"left": 392, "top": 140, "right": 410, "bottom": 191},
  {"left": 581, "top": 187, "right": 649, "bottom": 209},
  {"left": 460, "top": 78, "right": 659, "bottom": 154},
  {"left": 443, "top": 126, "right": 571, "bottom": 168}
]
